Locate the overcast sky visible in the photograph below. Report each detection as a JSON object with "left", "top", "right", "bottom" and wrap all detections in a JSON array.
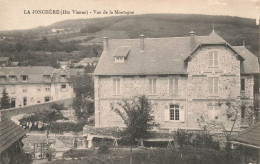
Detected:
[{"left": 0, "top": 0, "right": 259, "bottom": 31}]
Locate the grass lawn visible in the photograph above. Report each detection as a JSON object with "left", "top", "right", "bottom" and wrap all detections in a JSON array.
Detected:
[{"left": 45, "top": 146, "right": 241, "bottom": 164}]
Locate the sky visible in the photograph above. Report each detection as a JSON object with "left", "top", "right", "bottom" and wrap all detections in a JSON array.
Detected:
[{"left": 0, "top": 0, "right": 259, "bottom": 31}]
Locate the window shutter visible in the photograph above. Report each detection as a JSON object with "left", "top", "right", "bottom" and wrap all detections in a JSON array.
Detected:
[
  {"left": 149, "top": 79, "right": 152, "bottom": 94},
  {"left": 174, "top": 79, "right": 178, "bottom": 94},
  {"left": 164, "top": 104, "right": 169, "bottom": 121},
  {"left": 153, "top": 79, "right": 157, "bottom": 94},
  {"left": 214, "top": 52, "right": 218, "bottom": 66},
  {"left": 208, "top": 52, "right": 213, "bottom": 66},
  {"left": 117, "top": 79, "right": 120, "bottom": 94},
  {"left": 179, "top": 106, "right": 185, "bottom": 122},
  {"left": 214, "top": 78, "right": 218, "bottom": 94},
  {"left": 169, "top": 78, "right": 173, "bottom": 94},
  {"left": 209, "top": 78, "right": 213, "bottom": 94},
  {"left": 207, "top": 105, "right": 214, "bottom": 120},
  {"left": 113, "top": 79, "right": 116, "bottom": 94}
]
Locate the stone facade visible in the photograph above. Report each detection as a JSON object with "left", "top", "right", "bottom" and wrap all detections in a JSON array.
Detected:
[{"left": 95, "top": 45, "right": 255, "bottom": 131}]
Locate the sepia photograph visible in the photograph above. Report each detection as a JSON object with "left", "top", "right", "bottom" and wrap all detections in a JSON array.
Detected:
[{"left": 0, "top": 0, "right": 260, "bottom": 163}]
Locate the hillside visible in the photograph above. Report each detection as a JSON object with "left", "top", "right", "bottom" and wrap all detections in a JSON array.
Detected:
[{"left": 0, "top": 14, "right": 259, "bottom": 66}]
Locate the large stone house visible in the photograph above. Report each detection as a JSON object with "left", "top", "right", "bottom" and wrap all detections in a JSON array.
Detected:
[
  {"left": 93, "top": 30, "right": 259, "bottom": 131},
  {"left": 0, "top": 66, "right": 77, "bottom": 108}
]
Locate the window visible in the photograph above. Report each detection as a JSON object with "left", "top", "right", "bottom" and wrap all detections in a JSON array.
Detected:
[
  {"left": 23, "top": 97, "right": 27, "bottom": 106},
  {"left": 208, "top": 105, "right": 219, "bottom": 120},
  {"left": 169, "top": 105, "right": 179, "bottom": 120},
  {"left": 115, "top": 57, "right": 124, "bottom": 63},
  {"left": 241, "top": 106, "right": 245, "bottom": 119},
  {"left": 209, "top": 77, "right": 218, "bottom": 94},
  {"left": 10, "top": 98, "right": 16, "bottom": 108},
  {"left": 149, "top": 78, "right": 157, "bottom": 94},
  {"left": 208, "top": 51, "right": 218, "bottom": 67},
  {"left": 60, "top": 75, "right": 66, "bottom": 81},
  {"left": 43, "top": 75, "right": 51, "bottom": 82},
  {"left": 23, "top": 88, "right": 27, "bottom": 93},
  {"left": 113, "top": 79, "right": 120, "bottom": 95},
  {"left": 21, "top": 75, "right": 28, "bottom": 82},
  {"left": 37, "top": 85, "right": 41, "bottom": 91},
  {"left": 37, "top": 97, "right": 41, "bottom": 103},
  {"left": 164, "top": 104, "right": 185, "bottom": 122},
  {"left": 241, "top": 78, "right": 245, "bottom": 92},
  {"left": 45, "top": 97, "right": 50, "bottom": 102},
  {"left": 45, "top": 85, "right": 50, "bottom": 92},
  {"left": 169, "top": 78, "right": 178, "bottom": 95},
  {"left": 10, "top": 76, "right": 16, "bottom": 82},
  {"left": 0, "top": 76, "right": 7, "bottom": 83},
  {"left": 61, "top": 84, "right": 67, "bottom": 92},
  {"left": 10, "top": 86, "right": 16, "bottom": 94}
]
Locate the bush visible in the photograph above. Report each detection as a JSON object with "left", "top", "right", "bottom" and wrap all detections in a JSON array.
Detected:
[
  {"left": 174, "top": 129, "right": 220, "bottom": 150},
  {"left": 97, "top": 142, "right": 110, "bottom": 154},
  {"left": 63, "top": 149, "right": 93, "bottom": 158},
  {"left": 50, "top": 120, "right": 87, "bottom": 133}
]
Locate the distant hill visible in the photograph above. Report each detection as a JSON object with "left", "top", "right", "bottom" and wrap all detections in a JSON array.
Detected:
[
  {"left": 51, "top": 14, "right": 259, "bottom": 56},
  {"left": 0, "top": 14, "right": 259, "bottom": 64}
]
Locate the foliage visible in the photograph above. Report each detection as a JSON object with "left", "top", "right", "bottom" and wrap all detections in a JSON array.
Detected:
[
  {"left": 56, "top": 147, "right": 242, "bottom": 164},
  {"left": 174, "top": 129, "right": 220, "bottom": 150},
  {"left": 49, "top": 120, "right": 87, "bottom": 133},
  {"left": 19, "top": 103, "right": 68, "bottom": 131},
  {"left": 97, "top": 142, "right": 110, "bottom": 154},
  {"left": 0, "top": 87, "right": 10, "bottom": 110},
  {"left": 80, "top": 24, "right": 101, "bottom": 33},
  {"left": 69, "top": 74, "right": 94, "bottom": 120},
  {"left": 110, "top": 95, "right": 159, "bottom": 142}
]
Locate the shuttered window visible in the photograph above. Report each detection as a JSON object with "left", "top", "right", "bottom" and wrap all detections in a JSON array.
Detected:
[
  {"left": 149, "top": 78, "right": 157, "bottom": 94},
  {"left": 169, "top": 78, "right": 178, "bottom": 95},
  {"left": 164, "top": 104, "right": 185, "bottom": 122},
  {"left": 208, "top": 51, "right": 218, "bottom": 67},
  {"left": 209, "top": 77, "right": 218, "bottom": 94},
  {"left": 208, "top": 105, "right": 220, "bottom": 120},
  {"left": 241, "top": 78, "right": 245, "bottom": 92},
  {"left": 113, "top": 78, "right": 120, "bottom": 95}
]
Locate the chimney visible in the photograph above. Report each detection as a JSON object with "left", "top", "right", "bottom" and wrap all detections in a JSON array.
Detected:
[
  {"left": 103, "top": 37, "right": 108, "bottom": 53},
  {"left": 189, "top": 31, "right": 196, "bottom": 50},
  {"left": 139, "top": 34, "right": 144, "bottom": 51}
]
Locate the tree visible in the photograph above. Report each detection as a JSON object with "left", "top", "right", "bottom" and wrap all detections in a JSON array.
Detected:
[
  {"left": 197, "top": 100, "right": 255, "bottom": 148},
  {"left": 1, "top": 87, "right": 10, "bottom": 110},
  {"left": 69, "top": 74, "right": 94, "bottom": 120},
  {"left": 110, "top": 95, "right": 158, "bottom": 164}
]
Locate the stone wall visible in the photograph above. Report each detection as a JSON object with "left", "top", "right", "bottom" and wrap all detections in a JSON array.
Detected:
[{"left": 95, "top": 45, "right": 255, "bottom": 131}]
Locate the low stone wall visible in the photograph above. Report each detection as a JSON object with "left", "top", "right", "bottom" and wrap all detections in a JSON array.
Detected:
[{"left": 0, "top": 98, "right": 73, "bottom": 118}]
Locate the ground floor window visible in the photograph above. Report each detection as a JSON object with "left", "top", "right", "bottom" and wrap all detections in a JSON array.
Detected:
[
  {"left": 208, "top": 105, "right": 220, "bottom": 120},
  {"left": 164, "top": 104, "right": 184, "bottom": 122},
  {"left": 169, "top": 105, "right": 179, "bottom": 120},
  {"left": 10, "top": 98, "right": 16, "bottom": 108},
  {"left": 23, "top": 97, "right": 27, "bottom": 106},
  {"left": 45, "top": 97, "right": 50, "bottom": 102}
]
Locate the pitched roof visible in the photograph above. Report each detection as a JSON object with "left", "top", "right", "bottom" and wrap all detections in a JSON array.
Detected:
[
  {"left": 0, "top": 66, "right": 77, "bottom": 84},
  {"left": 233, "top": 46, "right": 260, "bottom": 74},
  {"left": 0, "top": 116, "right": 27, "bottom": 154},
  {"left": 94, "top": 31, "right": 259, "bottom": 75},
  {"left": 0, "top": 57, "right": 10, "bottom": 62},
  {"left": 113, "top": 46, "right": 131, "bottom": 57},
  {"left": 230, "top": 121, "right": 260, "bottom": 149}
]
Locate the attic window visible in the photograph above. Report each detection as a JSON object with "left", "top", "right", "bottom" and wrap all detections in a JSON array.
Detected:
[
  {"left": 115, "top": 57, "right": 125, "bottom": 63},
  {"left": 113, "top": 46, "right": 130, "bottom": 63}
]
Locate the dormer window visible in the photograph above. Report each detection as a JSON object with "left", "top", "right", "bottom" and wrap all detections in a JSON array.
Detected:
[
  {"left": 43, "top": 75, "right": 51, "bottom": 82},
  {"left": 10, "top": 75, "right": 17, "bottom": 82},
  {"left": 21, "top": 75, "right": 28, "bottom": 82},
  {"left": 115, "top": 57, "right": 125, "bottom": 63},
  {"left": 208, "top": 51, "right": 218, "bottom": 67},
  {"left": 113, "top": 46, "right": 130, "bottom": 63},
  {"left": 61, "top": 75, "right": 67, "bottom": 81}
]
